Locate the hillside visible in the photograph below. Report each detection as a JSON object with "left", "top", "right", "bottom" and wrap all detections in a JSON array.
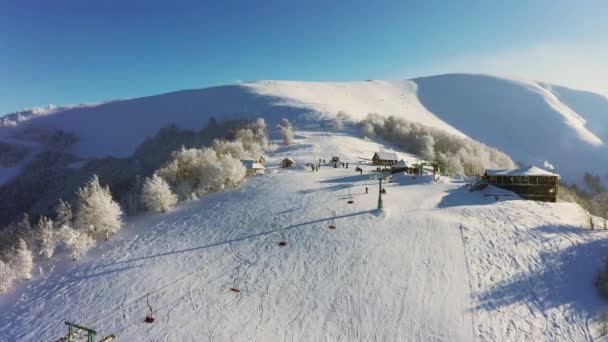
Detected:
[
  {"left": 0, "top": 129, "right": 605, "bottom": 341},
  {"left": 1, "top": 74, "right": 607, "bottom": 184}
]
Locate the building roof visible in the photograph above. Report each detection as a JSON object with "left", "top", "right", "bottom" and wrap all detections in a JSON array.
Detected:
[
  {"left": 374, "top": 152, "right": 399, "bottom": 161},
  {"left": 282, "top": 157, "right": 295, "bottom": 163},
  {"left": 392, "top": 159, "right": 410, "bottom": 168},
  {"left": 242, "top": 160, "right": 265, "bottom": 169},
  {"left": 486, "top": 166, "right": 559, "bottom": 177}
]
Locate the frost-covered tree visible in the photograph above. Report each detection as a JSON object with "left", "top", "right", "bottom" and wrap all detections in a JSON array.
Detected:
[
  {"left": 213, "top": 139, "right": 247, "bottom": 159},
  {"left": 122, "top": 175, "right": 145, "bottom": 216},
  {"left": 74, "top": 175, "right": 123, "bottom": 240},
  {"left": 156, "top": 147, "right": 246, "bottom": 200},
  {"left": 279, "top": 118, "right": 294, "bottom": 145},
  {"left": 35, "top": 216, "right": 55, "bottom": 259},
  {"left": 593, "top": 193, "right": 608, "bottom": 230},
  {"left": 12, "top": 239, "right": 33, "bottom": 280},
  {"left": 14, "top": 214, "right": 33, "bottom": 247},
  {"left": 361, "top": 122, "right": 375, "bottom": 138},
  {"left": 361, "top": 114, "right": 516, "bottom": 175},
  {"left": 142, "top": 174, "right": 178, "bottom": 213},
  {"left": 54, "top": 198, "right": 73, "bottom": 229},
  {"left": 0, "top": 259, "right": 14, "bottom": 292},
  {"left": 56, "top": 225, "right": 96, "bottom": 261}
]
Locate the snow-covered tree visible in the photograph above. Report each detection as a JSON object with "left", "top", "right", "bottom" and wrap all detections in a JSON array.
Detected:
[
  {"left": 213, "top": 139, "right": 247, "bottom": 159},
  {"left": 35, "top": 216, "right": 55, "bottom": 259},
  {"left": 74, "top": 175, "right": 123, "bottom": 240},
  {"left": 279, "top": 118, "right": 294, "bottom": 145},
  {"left": 0, "top": 260, "right": 14, "bottom": 292},
  {"left": 330, "top": 117, "right": 343, "bottom": 130},
  {"left": 156, "top": 147, "right": 246, "bottom": 200},
  {"left": 361, "top": 114, "right": 516, "bottom": 176},
  {"left": 593, "top": 193, "right": 608, "bottom": 230},
  {"left": 56, "top": 225, "right": 96, "bottom": 261},
  {"left": 54, "top": 198, "right": 73, "bottom": 229},
  {"left": 12, "top": 239, "right": 33, "bottom": 280},
  {"left": 142, "top": 174, "right": 178, "bottom": 213},
  {"left": 361, "top": 122, "right": 375, "bottom": 138},
  {"left": 14, "top": 214, "right": 33, "bottom": 247}
]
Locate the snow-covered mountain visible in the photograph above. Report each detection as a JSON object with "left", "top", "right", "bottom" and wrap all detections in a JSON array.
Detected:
[
  {"left": 0, "top": 129, "right": 605, "bottom": 341},
  {"left": 1, "top": 73, "right": 607, "bottom": 183}
]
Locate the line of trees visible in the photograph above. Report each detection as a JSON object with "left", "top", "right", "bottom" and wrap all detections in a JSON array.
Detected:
[
  {"left": 560, "top": 172, "right": 608, "bottom": 230},
  {"left": 360, "top": 114, "right": 517, "bottom": 175},
  {"left": 0, "top": 176, "right": 122, "bottom": 292},
  {"left": 0, "top": 118, "right": 269, "bottom": 292}
]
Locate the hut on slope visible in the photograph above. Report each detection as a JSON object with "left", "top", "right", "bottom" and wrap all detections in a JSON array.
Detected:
[
  {"left": 372, "top": 152, "right": 399, "bottom": 166},
  {"left": 242, "top": 160, "right": 266, "bottom": 176},
  {"left": 281, "top": 157, "right": 295, "bottom": 168},
  {"left": 483, "top": 166, "right": 559, "bottom": 202}
]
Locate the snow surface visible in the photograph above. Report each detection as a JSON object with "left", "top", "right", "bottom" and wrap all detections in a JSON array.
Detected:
[
  {"left": 1, "top": 73, "right": 607, "bottom": 183},
  {"left": 0, "top": 129, "right": 606, "bottom": 341}
]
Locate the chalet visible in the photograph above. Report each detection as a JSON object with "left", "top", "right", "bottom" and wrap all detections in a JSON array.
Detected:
[
  {"left": 281, "top": 157, "right": 295, "bottom": 168},
  {"left": 483, "top": 166, "right": 559, "bottom": 202},
  {"left": 242, "top": 160, "right": 265, "bottom": 176},
  {"left": 391, "top": 160, "right": 415, "bottom": 174},
  {"left": 372, "top": 152, "right": 399, "bottom": 166}
]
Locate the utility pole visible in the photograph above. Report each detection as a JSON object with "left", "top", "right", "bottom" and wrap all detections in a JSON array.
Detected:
[
  {"left": 370, "top": 170, "right": 390, "bottom": 210},
  {"left": 378, "top": 177, "right": 383, "bottom": 210}
]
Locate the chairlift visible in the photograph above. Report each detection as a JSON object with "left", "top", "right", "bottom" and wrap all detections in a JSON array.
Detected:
[
  {"left": 144, "top": 294, "right": 155, "bottom": 323},
  {"left": 230, "top": 268, "right": 241, "bottom": 293},
  {"left": 328, "top": 210, "right": 337, "bottom": 229},
  {"left": 278, "top": 230, "right": 288, "bottom": 246}
]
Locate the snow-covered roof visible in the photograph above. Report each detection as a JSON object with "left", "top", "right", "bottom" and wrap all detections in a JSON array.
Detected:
[
  {"left": 282, "top": 157, "right": 295, "bottom": 162},
  {"left": 486, "top": 166, "right": 559, "bottom": 177},
  {"left": 242, "top": 160, "right": 265, "bottom": 169},
  {"left": 392, "top": 159, "right": 410, "bottom": 168},
  {"left": 374, "top": 152, "right": 398, "bottom": 161}
]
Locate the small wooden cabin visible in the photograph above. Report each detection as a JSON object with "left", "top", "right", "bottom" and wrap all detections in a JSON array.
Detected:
[
  {"left": 372, "top": 152, "right": 398, "bottom": 166},
  {"left": 483, "top": 166, "right": 559, "bottom": 202},
  {"left": 242, "top": 160, "right": 265, "bottom": 176},
  {"left": 281, "top": 157, "right": 295, "bottom": 168}
]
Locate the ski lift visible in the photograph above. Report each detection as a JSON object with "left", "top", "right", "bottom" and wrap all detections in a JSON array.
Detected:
[
  {"left": 144, "top": 294, "right": 155, "bottom": 323},
  {"left": 230, "top": 268, "right": 241, "bottom": 293},
  {"left": 278, "top": 230, "right": 288, "bottom": 246},
  {"left": 55, "top": 322, "right": 115, "bottom": 342},
  {"left": 328, "top": 210, "right": 336, "bottom": 229}
]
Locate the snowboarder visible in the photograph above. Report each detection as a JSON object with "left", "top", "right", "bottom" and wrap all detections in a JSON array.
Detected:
[{"left": 365, "top": 187, "right": 368, "bottom": 194}]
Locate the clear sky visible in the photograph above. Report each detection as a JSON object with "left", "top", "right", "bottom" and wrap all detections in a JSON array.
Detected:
[{"left": 1, "top": 0, "right": 607, "bottom": 114}]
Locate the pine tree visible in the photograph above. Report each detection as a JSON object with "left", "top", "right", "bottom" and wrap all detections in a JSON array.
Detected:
[
  {"left": 35, "top": 216, "right": 55, "bottom": 259},
  {"left": 12, "top": 239, "right": 33, "bottom": 280},
  {"left": 142, "top": 174, "right": 178, "bottom": 213},
  {"left": 54, "top": 199, "right": 73, "bottom": 229},
  {"left": 0, "top": 260, "right": 14, "bottom": 292},
  {"left": 74, "top": 175, "right": 123, "bottom": 240}
]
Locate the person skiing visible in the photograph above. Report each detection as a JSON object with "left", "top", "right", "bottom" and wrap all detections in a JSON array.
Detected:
[{"left": 365, "top": 187, "right": 368, "bottom": 194}]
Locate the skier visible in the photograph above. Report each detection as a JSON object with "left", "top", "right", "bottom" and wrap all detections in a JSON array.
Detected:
[{"left": 365, "top": 187, "right": 368, "bottom": 194}]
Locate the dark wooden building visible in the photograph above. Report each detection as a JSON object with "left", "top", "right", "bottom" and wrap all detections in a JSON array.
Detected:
[
  {"left": 372, "top": 152, "right": 398, "bottom": 166},
  {"left": 483, "top": 166, "right": 559, "bottom": 202}
]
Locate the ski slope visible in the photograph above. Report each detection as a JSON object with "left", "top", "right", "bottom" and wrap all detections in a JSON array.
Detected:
[
  {"left": 0, "top": 130, "right": 606, "bottom": 341},
  {"left": 1, "top": 73, "right": 608, "bottom": 183}
]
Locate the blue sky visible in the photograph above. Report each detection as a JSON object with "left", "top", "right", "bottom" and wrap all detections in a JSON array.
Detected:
[{"left": 0, "top": 0, "right": 606, "bottom": 114}]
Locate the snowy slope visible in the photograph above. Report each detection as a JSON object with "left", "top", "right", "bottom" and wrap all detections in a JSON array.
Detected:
[
  {"left": 0, "top": 130, "right": 605, "bottom": 342},
  {"left": 1, "top": 73, "right": 607, "bottom": 182}
]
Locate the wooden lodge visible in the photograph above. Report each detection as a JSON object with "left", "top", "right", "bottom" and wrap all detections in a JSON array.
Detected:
[
  {"left": 372, "top": 152, "right": 399, "bottom": 166},
  {"left": 483, "top": 166, "right": 559, "bottom": 202}
]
